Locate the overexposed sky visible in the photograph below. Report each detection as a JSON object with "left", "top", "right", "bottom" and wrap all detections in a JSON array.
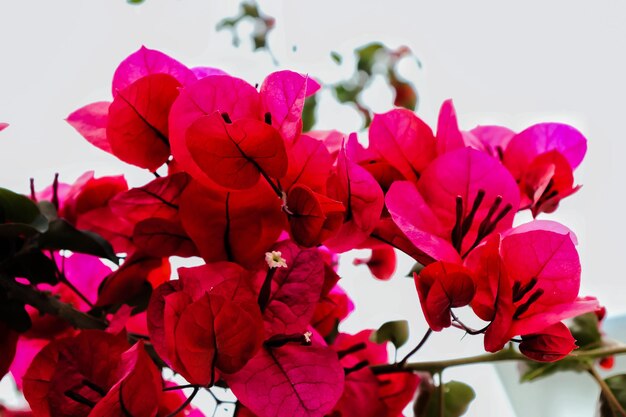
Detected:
[{"left": 1, "top": 1, "right": 626, "bottom": 416}]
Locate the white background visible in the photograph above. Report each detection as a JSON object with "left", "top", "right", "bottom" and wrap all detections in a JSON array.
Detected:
[{"left": 1, "top": 1, "right": 626, "bottom": 416}]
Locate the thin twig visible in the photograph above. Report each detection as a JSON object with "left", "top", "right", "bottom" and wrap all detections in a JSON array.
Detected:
[{"left": 588, "top": 364, "right": 626, "bottom": 417}]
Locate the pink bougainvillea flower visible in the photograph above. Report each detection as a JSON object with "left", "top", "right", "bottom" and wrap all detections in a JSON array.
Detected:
[
  {"left": 386, "top": 147, "right": 520, "bottom": 263},
  {"left": 281, "top": 134, "right": 334, "bottom": 194},
  {"left": 286, "top": 184, "right": 345, "bottom": 248},
  {"left": 23, "top": 331, "right": 162, "bottom": 417},
  {"left": 260, "top": 70, "right": 320, "bottom": 143},
  {"left": 368, "top": 108, "right": 436, "bottom": 183},
  {"left": 224, "top": 342, "right": 344, "bottom": 417},
  {"left": 518, "top": 150, "right": 581, "bottom": 217},
  {"left": 518, "top": 322, "right": 577, "bottom": 362},
  {"left": 435, "top": 99, "right": 465, "bottom": 155},
  {"left": 179, "top": 179, "right": 284, "bottom": 269},
  {"left": 464, "top": 125, "right": 516, "bottom": 160},
  {"left": 503, "top": 122, "right": 586, "bottom": 216},
  {"left": 353, "top": 245, "right": 396, "bottom": 281},
  {"left": 111, "top": 46, "right": 197, "bottom": 95},
  {"left": 464, "top": 226, "right": 599, "bottom": 352},
  {"left": 344, "top": 134, "right": 404, "bottom": 193},
  {"left": 66, "top": 102, "right": 112, "bottom": 153},
  {"left": 186, "top": 112, "right": 288, "bottom": 190},
  {"left": 415, "top": 261, "right": 475, "bottom": 331},
  {"left": 325, "top": 138, "right": 385, "bottom": 252},
  {"left": 147, "top": 262, "right": 264, "bottom": 385}
]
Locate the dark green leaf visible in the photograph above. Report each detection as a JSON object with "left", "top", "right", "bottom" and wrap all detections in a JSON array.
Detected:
[
  {"left": 520, "top": 358, "right": 586, "bottom": 382},
  {"left": 127, "top": 0, "right": 145, "bottom": 4},
  {"left": 425, "top": 381, "right": 476, "bottom": 417},
  {"left": 0, "top": 250, "right": 58, "bottom": 284},
  {"left": 599, "top": 374, "right": 626, "bottom": 417},
  {"left": 371, "top": 319, "right": 409, "bottom": 349},
  {"left": 355, "top": 43, "right": 385, "bottom": 74},
  {"left": 0, "top": 294, "right": 31, "bottom": 333},
  {"left": 37, "top": 201, "right": 58, "bottom": 222},
  {"left": 407, "top": 262, "right": 425, "bottom": 277},
  {"left": 330, "top": 51, "right": 343, "bottom": 65},
  {"left": 570, "top": 312, "right": 602, "bottom": 349},
  {"left": 0, "top": 187, "right": 48, "bottom": 232},
  {"left": 38, "top": 219, "right": 118, "bottom": 263}
]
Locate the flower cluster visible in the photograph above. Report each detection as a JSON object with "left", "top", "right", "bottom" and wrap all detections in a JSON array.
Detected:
[{"left": 0, "top": 46, "right": 598, "bottom": 417}]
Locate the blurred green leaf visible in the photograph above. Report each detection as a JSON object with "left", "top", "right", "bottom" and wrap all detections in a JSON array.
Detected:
[
  {"left": 599, "top": 374, "right": 626, "bottom": 417},
  {"left": 330, "top": 51, "right": 343, "bottom": 65},
  {"left": 0, "top": 187, "right": 48, "bottom": 233},
  {"left": 520, "top": 357, "right": 586, "bottom": 382},
  {"left": 127, "top": 0, "right": 145, "bottom": 4},
  {"left": 424, "top": 381, "right": 476, "bottom": 417},
  {"left": 38, "top": 219, "right": 118, "bottom": 263},
  {"left": 37, "top": 201, "right": 58, "bottom": 222},
  {"left": 355, "top": 42, "right": 384, "bottom": 74},
  {"left": 302, "top": 93, "right": 318, "bottom": 132},
  {"left": 371, "top": 319, "right": 409, "bottom": 349},
  {"left": 407, "top": 261, "right": 425, "bottom": 277},
  {"left": 570, "top": 312, "right": 602, "bottom": 349}
]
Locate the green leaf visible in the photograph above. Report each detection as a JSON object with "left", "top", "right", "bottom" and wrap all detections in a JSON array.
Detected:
[
  {"left": 407, "top": 261, "right": 425, "bottom": 277},
  {"left": 38, "top": 219, "right": 118, "bottom": 263},
  {"left": 599, "top": 374, "right": 626, "bottom": 416},
  {"left": 0, "top": 250, "right": 58, "bottom": 284},
  {"left": 371, "top": 320, "right": 409, "bottom": 349},
  {"left": 0, "top": 294, "right": 31, "bottom": 333},
  {"left": 37, "top": 201, "right": 58, "bottom": 222},
  {"left": 0, "top": 187, "right": 48, "bottom": 232},
  {"left": 301, "top": 94, "right": 318, "bottom": 132},
  {"left": 127, "top": 0, "right": 145, "bottom": 4},
  {"left": 569, "top": 312, "right": 602, "bottom": 349},
  {"left": 520, "top": 357, "right": 585, "bottom": 382},
  {"left": 330, "top": 51, "right": 343, "bottom": 65},
  {"left": 424, "top": 381, "right": 476, "bottom": 417},
  {"left": 355, "top": 42, "right": 385, "bottom": 75}
]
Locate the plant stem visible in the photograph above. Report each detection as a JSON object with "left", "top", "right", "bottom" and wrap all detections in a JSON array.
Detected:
[
  {"left": 399, "top": 328, "right": 432, "bottom": 366},
  {"left": 370, "top": 344, "right": 626, "bottom": 375},
  {"left": 0, "top": 275, "right": 107, "bottom": 330},
  {"left": 587, "top": 364, "right": 626, "bottom": 417},
  {"left": 438, "top": 371, "right": 445, "bottom": 417}
]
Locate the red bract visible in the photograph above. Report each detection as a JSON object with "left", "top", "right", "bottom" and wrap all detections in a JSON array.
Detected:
[
  {"left": 258, "top": 240, "right": 325, "bottom": 336},
  {"left": 169, "top": 75, "right": 262, "bottom": 188},
  {"left": 415, "top": 262, "right": 475, "bottom": 331},
  {"left": 260, "top": 71, "right": 320, "bottom": 143},
  {"left": 518, "top": 322, "right": 577, "bottom": 362},
  {"left": 368, "top": 109, "right": 436, "bottom": 183},
  {"left": 224, "top": 343, "right": 344, "bottom": 417},
  {"left": 179, "top": 180, "right": 284, "bottom": 269},
  {"left": 186, "top": 112, "right": 288, "bottom": 190},
  {"left": 110, "top": 172, "right": 190, "bottom": 224},
  {"left": 23, "top": 331, "right": 162, "bottom": 417},
  {"left": 386, "top": 147, "right": 519, "bottom": 262},
  {"left": 353, "top": 245, "right": 396, "bottom": 281},
  {"left": 147, "top": 262, "right": 264, "bottom": 385},
  {"left": 107, "top": 73, "right": 181, "bottom": 170},
  {"left": 325, "top": 140, "right": 385, "bottom": 252},
  {"left": 133, "top": 218, "right": 198, "bottom": 258},
  {"left": 66, "top": 102, "right": 112, "bottom": 153},
  {"left": 282, "top": 134, "right": 334, "bottom": 194},
  {"left": 286, "top": 184, "right": 345, "bottom": 248},
  {"left": 312, "top": 285, "right": 354, "bottom": 338},
  {"left": 465, "top": 226, "right": 598, "bottom": 352},
  {"left": 503, "top": 123, "right": 586, "bottom": 216}
]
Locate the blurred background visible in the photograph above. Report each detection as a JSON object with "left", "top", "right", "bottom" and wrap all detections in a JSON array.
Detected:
[{"left": 1, "top": 1, "right": 626, "bottom": 415}]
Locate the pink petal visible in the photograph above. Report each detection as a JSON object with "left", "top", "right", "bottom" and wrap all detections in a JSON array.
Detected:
[
  {"left": 191, "top": 66, "right": 228, "bottom": 78},
  {"left": 66, "top": 102, "right": 112, "bottom": 153},
  {"left": 512, "top": 297, "right": 599, "bottom": 336},
  {"left": 504, "top": 122, "right": 587, "bottom": 179},
  {"left": 436, "top": 99, "right": 465, "bottom": 155},
  {"left": 112, "top": 46, "right": 196, "bottom": 95},
  {"left": 467, "top": 125, "right": 515, "bottom": 158},
  {"left": 225, "top": 344, "right": 344, "bottom": 417},
  {"left": 260, "top": 71, "right": 319, "bottom": 143},
  {"left": 369, "top": 109, "right": 436, "bottom": 182}
]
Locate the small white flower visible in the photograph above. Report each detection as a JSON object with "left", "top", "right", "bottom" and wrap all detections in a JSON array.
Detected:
[
  {"left": 303, "top": 331, "right": 312, "bottom": 343},
  {"left": 265, "top": 251, "right": 287, "bottom": 269}
]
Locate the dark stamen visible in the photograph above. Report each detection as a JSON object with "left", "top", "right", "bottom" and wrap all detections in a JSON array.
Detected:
[
  {"left": 461, "top": 190, "right": 485, "bottom": 236},
  {"left": 64, "top": 390, "right": 96, "bottom": 408},
  {"left": 344, "top": 360, "right": 369, "bottom": 375},
  {"left": 477, "top": 195, "right": 502, "bottom": 238},
  {"left": 512, "top": 277, "right": 538, "bottom": 303},
  {"left": 495, "top": 146, "right": 504, "bottom": 160},
  {"left": 82, "top": 380, "right": 106, "bottom": 396},
  {"left": 30, "top": 178, "right": 36, "bottom": 201},
  {"left": 451, "top": 196, "right": 464, "bottom": 252},
  {"left": 264, "top": 112, "right": 272, "bottom": 125},
  {"left": 337, "top": 342, "right": 367, "bottom": 360},
  {"left": 514, "top": 289, "right": 544, "bottom": 319},
  {"left": 52, "top": 173, "right": 60, "bottom": 210},
  {"left": 485, "top": 204, "right": 513, "bottom": 235},
  {"left": 221, "top": 112, "right": 232, "bottom": 124}
]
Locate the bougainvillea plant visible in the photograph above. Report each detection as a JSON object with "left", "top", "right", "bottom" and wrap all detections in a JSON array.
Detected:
[{"left": 1, "top": 46, "right": 625, "bottom": 417}]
